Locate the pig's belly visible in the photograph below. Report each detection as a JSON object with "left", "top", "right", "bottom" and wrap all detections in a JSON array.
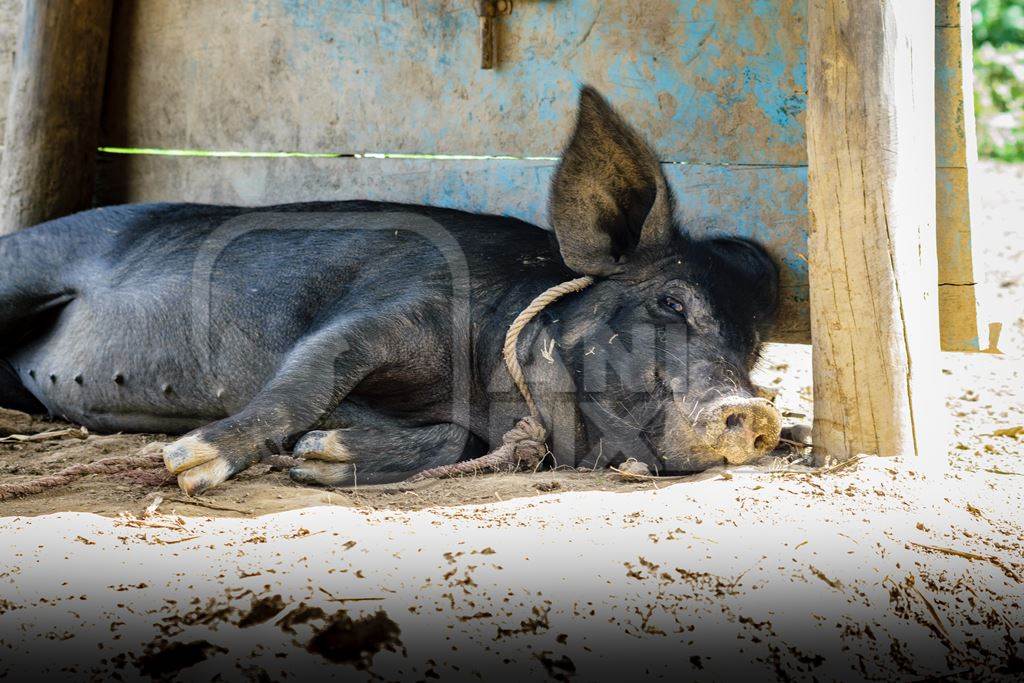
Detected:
[{"left": 8, "top": 293, "right": 276, "bottom": 434}]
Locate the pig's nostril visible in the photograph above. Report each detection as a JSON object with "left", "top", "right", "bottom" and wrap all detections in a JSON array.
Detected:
[{"left": 702, "top": 398, "right": 781, "bottom": 464}]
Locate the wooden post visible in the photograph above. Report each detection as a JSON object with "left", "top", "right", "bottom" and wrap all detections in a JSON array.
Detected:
[
  {"left": 935, "top": 0, "right": 985, "bottom": 351},
  {"left": 806, "top": 0, "right": 945, "bottom": 463},
  {"left": 0, "top": 0, "right": 113, "bottom": 235}
]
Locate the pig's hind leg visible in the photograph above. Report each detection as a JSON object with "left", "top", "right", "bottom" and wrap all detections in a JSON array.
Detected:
[
  {"left": 162, "top": 320, "right": 378, "bottom": 495},
  {"left": 289, "top": 421, "right": 482, "bottom": 486}
]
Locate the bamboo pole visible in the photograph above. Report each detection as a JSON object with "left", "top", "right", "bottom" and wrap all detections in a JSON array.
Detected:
[{"left": 935, "top": 0, "right": 985, "bottom": 351}]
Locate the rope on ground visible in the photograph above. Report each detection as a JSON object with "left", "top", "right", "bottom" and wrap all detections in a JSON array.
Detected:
[
  {"left": 0, "top": 444, "right": 166, "bottom": 502},
  {"left": 0, "top": 443, "right": 308, "bottom": 502},
  {"left": 265, "top": 454, "right": 303, "bottom": 470},
  {"left": 410, "top": 275, "right": 594, "bottom": 481}
]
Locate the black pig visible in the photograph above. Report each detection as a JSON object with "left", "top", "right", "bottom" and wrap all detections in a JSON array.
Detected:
[{"left": 0, "top": 87, "right": 781, "bottom": 494}]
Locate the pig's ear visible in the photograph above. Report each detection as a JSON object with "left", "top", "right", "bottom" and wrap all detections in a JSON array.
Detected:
[
  {"left": 706, "top": 237, "right": 781, "bottom": 333},
  {"left": 548, "top": 86, "right": 675, "bottom": 275}
]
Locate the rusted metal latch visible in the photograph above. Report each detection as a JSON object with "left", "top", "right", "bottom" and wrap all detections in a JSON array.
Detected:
[{"left": 477, "top": 0, "right": 512, "bottom": 69}]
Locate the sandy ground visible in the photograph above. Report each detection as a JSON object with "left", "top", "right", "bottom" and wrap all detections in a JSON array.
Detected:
[{"left": 0, "top": 162, "right": 1021, "bottom": 679}]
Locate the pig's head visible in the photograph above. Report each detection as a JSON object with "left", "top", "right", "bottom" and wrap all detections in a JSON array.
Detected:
[{"left": 547, "top": 86, "right": 782, "bottom": 472}]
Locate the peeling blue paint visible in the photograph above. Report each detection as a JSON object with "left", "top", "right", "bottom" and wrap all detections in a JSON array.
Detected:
[
  {"left": 115, "top": 1, "right": 813, "bottom": 336},
  {"left": 246, "top": 0, "right": 807, "bottom": 165}
]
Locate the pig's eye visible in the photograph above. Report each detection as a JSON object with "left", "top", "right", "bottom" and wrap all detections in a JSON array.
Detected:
[{"left": 661, "top": 296, "right": 685, "bottom": 316}]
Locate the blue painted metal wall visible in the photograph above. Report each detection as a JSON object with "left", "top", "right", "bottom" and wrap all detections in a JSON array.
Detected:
[
  {"left": 105, "top": 1, "right": 808, "bottom": 163},
  {"left": 99, "top": 0, "right": 812, "bottom": 339}
]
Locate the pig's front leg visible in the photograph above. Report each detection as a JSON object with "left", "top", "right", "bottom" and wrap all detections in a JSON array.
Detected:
[
  {"left": 288, "top": 421, "right": 476, "bottom": 486},
  {"left": 163, "top": 323, "right": 378, "bottom": 495}
]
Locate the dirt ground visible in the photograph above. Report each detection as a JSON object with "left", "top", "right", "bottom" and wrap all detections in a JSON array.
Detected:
[
  {"left": 0, "top": 409, "right": 813, "bottom": 518},
  {"left": 0, "top": 162, "right": 1021, "bottom": 679}
]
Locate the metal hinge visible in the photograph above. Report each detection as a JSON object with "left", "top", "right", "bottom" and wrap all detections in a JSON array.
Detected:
[{"left": 476, "top": 0, "right": 512, "bottom": 69}]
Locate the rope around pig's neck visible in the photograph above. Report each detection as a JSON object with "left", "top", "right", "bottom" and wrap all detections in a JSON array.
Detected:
[
  {"left": 503, "top": 275, "right": 596, "bottom": 418},
  {"left": 409, "top": 275, "right": 595, "bottom": 481}
]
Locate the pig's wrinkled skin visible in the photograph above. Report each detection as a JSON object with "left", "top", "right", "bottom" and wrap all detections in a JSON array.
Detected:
[{"left": 0, "top": 87, "right": 781, "bottom": 494}]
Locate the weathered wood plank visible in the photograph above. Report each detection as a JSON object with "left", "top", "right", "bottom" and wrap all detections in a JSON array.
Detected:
[
  {"left": 0, "top": 0, "right": 23, "bottom": 145},
  {"left": 934, "top": 0, "right": 982, "bottom": 351},
  {"left": 807, "top": 0, "right": 944, "bottom": 462},
  {"left": 0, "top": 0, "right": 113, "bottom": 234},
  {"left": 95, "top": 154, "right": 810, "bottom": 342},
  {"left": 101, "top": 0, "right": 808, "bottom": 165}
]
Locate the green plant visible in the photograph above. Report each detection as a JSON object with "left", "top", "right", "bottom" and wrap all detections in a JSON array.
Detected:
[
  {"left": 973, "top": 0, "right": 1024, "bottom": 47},
  {"left": 973, "top": 43, "right": 1024, "bottom": 160},
  {"left": 973, "top": 1, "right": 1024, "bottom": 160}
]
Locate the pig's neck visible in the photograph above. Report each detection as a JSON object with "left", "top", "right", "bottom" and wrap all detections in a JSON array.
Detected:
[{"left": 502, "top": 291, "right": 606, "bottom": 466}]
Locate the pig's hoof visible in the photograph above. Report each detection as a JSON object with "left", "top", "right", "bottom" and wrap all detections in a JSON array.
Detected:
[
  {"left": 163, "top": 435, "right": 219, "bottom": 473},
  {"left": 176, "top": 457, "right": 235, "bottom": 495},
  {"left": 289, "top": 461, "right": 355, "bottom": 487},
  {"left": 163, "top": 436, "right": 234, "bottom": 495},
  {"left": 293, "top": 430, "right": 353, "bottom": 462},
  {"left": 780, "top": 424, "right": 812, "bottom": 446},
  {"left": 615, "top": 458, "right": 653, "bottom": 478}
]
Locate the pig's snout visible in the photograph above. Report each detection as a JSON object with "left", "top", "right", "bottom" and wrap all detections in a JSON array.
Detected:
[{"left": 699, "top": 396, "right": 781, "bottom": 465}]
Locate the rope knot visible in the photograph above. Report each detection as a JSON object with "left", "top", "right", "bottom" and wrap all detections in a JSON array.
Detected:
[{"left": 502, "top": 416, "right": 547, "bottom": 469}]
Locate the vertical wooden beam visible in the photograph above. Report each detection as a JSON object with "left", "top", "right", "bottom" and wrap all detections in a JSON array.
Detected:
[
  {"left": 935, "top": 0, "right": 984, "bottom": 351},
  {"left": 0, "top": 0, "right": 113, "bottom": 235},
  {"left": 806, "top": 0, "right": 945, "bottom": 463}
]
